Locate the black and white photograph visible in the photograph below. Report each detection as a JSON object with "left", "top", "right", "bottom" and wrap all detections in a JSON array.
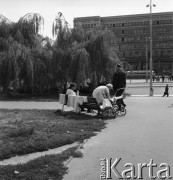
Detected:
[{"left": 0, "top": 0, "right": 173, "bottom": 179}]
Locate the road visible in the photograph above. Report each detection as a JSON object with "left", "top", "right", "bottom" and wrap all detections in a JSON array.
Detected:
[
  {"left": 62, "top": 97, "right": 173, "bottom": 180},
  {"left": 126, "top": 80, "right": 173, "bottom": 96}
]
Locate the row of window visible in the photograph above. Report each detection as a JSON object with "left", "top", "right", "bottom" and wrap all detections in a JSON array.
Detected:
[
  {"left": 114, "top": 26, "right": 173, "bottom": 35},
  {"left": 131, "top": 63, "right": 172, "bottom": 71},
  {"left": 74, "top": 23, "right": 99, "bottom": 28},
  {"left": 75, "top": 22, "right": 173, "bottom": 35},
  {"left": 120, "top": 49, "right": 173, "bottom": 58},
  {"left": 120, "top": 42, "right": 173, "bottom": 49},
  {"left": 82, "top": 24, "right": 98, "bottom": 28},
  {"left": 75, "top": 18, "right": 173, "bottom": 29},
  {"left": 102, "top": 19, "right": 172, "bottom": 27},
  {"left": 119, "top": 36, "right": 173, "bottom": 43}
]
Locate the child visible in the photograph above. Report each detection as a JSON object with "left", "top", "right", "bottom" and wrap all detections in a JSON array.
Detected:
[{"left": 163, "top": 84, "right": 169, "bottom": 97}]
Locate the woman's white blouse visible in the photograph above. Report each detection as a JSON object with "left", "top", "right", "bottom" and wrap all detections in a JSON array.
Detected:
[{"left": 66, "top": 89, "right": 76, "bottom": 96}]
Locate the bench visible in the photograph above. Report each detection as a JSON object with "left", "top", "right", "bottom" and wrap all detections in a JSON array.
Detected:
[
  {"left": 59, "top": 94, "right": 68, "bottom": 112},
  {"left": 79, "top": 97, "right": 103, "bottom": 116}
]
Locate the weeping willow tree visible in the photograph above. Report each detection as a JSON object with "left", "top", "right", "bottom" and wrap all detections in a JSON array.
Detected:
[
  {"left": 0, "top": 28, "right": 34, "bottom": 93},
  {"left": 52, "top": 12, "right": 71, "bottom": 49},
  {"left": 0, "top": 16, "right": 15, "bottom": 92},
  {"left": 69, "top": 48, "right": 90, "bottom": 87},
  {"left": 0, "top": 14, "right": 12, "bottom": 24},
  {"left": 51, "top": 12, "right": 120, "bottom": 90},
  {"left": 17, "top": 13, "right": 44, "bottom": 48},
  {"left": 17, "top": 13, "right": 55, "bottom": 94},
  {"left": 81, "top": 28, "right": 120, "bottom": 87},
  {"left": 68, "top": 25, "right": 120, "bottom": 88},
  {"left": 51, "top": 12, "right": 72, "bottom": 93},
  {"left": 0, "top": 13, "right": 54, "bottom": 94}
]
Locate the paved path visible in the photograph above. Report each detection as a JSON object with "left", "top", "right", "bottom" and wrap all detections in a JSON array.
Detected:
[
  {"left": 0, "top": 101, "right": 73, "bottom": 111},
  {"left": 63, "top": 97, "right": 173, "bottom": 180}
]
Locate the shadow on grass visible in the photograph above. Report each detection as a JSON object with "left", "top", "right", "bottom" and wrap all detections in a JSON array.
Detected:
[
  {"left": 54, "top": 109, "right": 119, "bottom": 121},
  {"left": 54, "top": 109, "right": 100, "bottom": 120}
]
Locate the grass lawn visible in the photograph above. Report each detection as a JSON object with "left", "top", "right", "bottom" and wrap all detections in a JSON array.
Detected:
[{"left": 0, "top": 109, "right": 106, "bottom": 179}]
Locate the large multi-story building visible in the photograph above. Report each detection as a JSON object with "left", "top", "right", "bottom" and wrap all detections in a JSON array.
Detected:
[{"left": 74, "top": 12, "right": 173, "bottom": 74}]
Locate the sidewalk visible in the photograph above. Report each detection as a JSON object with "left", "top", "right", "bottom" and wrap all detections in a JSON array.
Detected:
[
  {"left": 0, "top": 101, "right": 72, "bottom": 111},
  {"left": 0, "top": 95, "right": 172, "bottom": 110}
]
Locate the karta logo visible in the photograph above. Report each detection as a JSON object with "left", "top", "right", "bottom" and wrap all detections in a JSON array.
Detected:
[{"left": 100, "top": 158, "right": 172, "bottom": 179}]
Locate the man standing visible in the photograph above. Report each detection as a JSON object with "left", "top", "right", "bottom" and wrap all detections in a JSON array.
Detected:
[{"left": 112, "top": 64, "right": 126, "bottom": 107}]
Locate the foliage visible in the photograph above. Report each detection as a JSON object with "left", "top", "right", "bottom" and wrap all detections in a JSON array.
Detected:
[
  {"left": 0, "top": 13, "right": 54, "bottom": 94},
  {"left": 52, "top": 14, "right": 120, "bottom": 89},
  {"left": 0, "top": 12, "right": 121, "bottom": 95}
]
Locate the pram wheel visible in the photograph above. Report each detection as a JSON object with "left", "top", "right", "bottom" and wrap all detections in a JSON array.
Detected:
[
  {"left": 120, "top": 106, "right": 126, "bottom": 115},
  {"left": 111, "top": 108, "right": 117, "bottom": 118},
  {"left": 102, "top": 107, "right": 117, "bottom": 118},
  {"left": 102, "top": 107, "right": 110, "bottom": 117}
]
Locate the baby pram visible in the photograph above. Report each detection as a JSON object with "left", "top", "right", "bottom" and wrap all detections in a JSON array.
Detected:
[
  {"left": 111, "top": 88, "right": 126, "bottom": 116},
  {"left": 94, "top": 88, "right": 126, "bottom": 118},
  {"left": 79, "top": 88, "right": 126, "bottom": 118}
]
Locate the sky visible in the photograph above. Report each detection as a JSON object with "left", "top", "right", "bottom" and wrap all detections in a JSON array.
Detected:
[{"left": 0, "top": 0, "right": 173, "bottom": 39}]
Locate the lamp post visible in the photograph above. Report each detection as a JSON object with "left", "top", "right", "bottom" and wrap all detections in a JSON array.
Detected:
[
  {"left": 146, "top": 0, "right": 156, "bottom": 96},
  {"left": 145, "top": 37, "right": 149, "bottom": 82}
]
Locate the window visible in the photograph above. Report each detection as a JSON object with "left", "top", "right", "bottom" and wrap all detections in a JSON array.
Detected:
[
  {"left": 167, "top": 50, "right": 171, "bottom": 56},
  {"left": 135, "top": 51, "right": 139, "bottom": 56},
  {"left": 154, "top": 50, "right": 158, "bottom": 57},
  {"left": 161, "top": 50, "right": 164, "bottom": 57}
]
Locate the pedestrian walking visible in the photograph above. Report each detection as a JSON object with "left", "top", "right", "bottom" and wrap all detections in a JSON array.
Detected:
[{"left": 162, "top": 84, "right": 169, "bottom": 97}]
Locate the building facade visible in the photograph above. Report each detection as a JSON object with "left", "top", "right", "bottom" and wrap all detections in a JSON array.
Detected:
[{"left": 74, "top": 12, "right": 173, "bottom": 75}]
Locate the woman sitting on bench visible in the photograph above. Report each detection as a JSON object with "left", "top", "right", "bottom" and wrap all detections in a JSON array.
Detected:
[
  {"left": 92, "top": 84, "right": 113, "bottom": 106},
  {"left": 66, "top": 83, "right": 77, "bottom": 96}
]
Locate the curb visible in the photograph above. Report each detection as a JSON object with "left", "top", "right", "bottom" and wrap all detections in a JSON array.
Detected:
[{"left": 130, "top": 95, "right": 173, "bottom": 97}]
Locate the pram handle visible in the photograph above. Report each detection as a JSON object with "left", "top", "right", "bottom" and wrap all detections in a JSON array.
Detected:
[{"left": 115, "top": 88, "right": 125, "bottom": 97}]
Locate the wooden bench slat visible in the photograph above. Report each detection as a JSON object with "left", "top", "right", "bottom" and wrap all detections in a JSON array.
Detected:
[
  {"left": 87, "top": 99, "right": 98, "bottom": 103},
  {"left": 85, "top": 105, "right": 100, "bottom": 109}
]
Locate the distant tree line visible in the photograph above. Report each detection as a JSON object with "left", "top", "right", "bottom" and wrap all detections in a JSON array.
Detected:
[{"left": 0, "top": 12, "right": 121, "bottom": 95}]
